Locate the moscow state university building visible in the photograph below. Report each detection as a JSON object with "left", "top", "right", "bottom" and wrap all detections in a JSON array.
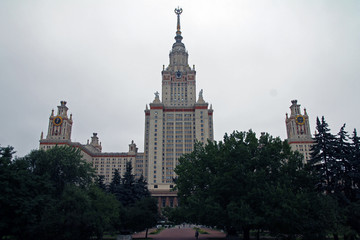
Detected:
[{"left": 39, "top": 8, "right": 214, "bottom": 206}]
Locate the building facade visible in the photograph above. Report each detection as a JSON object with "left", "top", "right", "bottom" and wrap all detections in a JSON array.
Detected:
[
  {"left": 285, "top": 100, "right": 314, "bottom": 162},
  {"left": 144, "top": 7, "right": 214, "bottom": 191}
]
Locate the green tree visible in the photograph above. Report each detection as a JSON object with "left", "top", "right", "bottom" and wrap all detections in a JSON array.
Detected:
[
  {"left": 110, "top": 162, "right": 150, "bottom": 207},
  {"left": 175, "top": 131, "right": 331, "bottom": 240},
  {"left": 26, "top": 146, "right": 95, "bottom": 196},
  {"left": 350, "top": 129, "right": 360, "bottom": 201},
  {"left": 0, "top": 146, "right": 15, "bottom": 239},
  {"left": 0, "top": 146, "right": 54, "bottom": 240},
  {"left": 107, "top": 161, "right": 158, "bottom": 234},
  {"left": 120, "top": 197, "right": 159, "bottom": 238},
  {"left": 96, "top": 175, "right": 107, "bottom": 192},
  {"left": 0, "top": 145, "right": 120, "bottom": 240},
  {"left": 40, "top": 185, "right": 120, "bottom": 240},
  {"left": 118, "top": 161, "right": 137, "bottom": 206},
  {"left": 87, "top": 185, "right": 120, "bottom": 240},
  {"left": 310, "top": 119, "right": 360, "bottom": 239},
  {"left": 310, "top": 117, "right": 337, "bottom": 194},
  {"left": 109, "top": 169, "right": 121, "bottom": 195}
]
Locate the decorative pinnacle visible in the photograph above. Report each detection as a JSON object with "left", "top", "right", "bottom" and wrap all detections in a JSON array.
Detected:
[{"left": 174, "top": 7, "right": 183, "bottom": 37}]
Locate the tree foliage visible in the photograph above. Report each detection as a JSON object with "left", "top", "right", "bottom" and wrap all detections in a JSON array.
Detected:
[
  {"left": 310, "top": 117, "right": 360, "bottom": 239},
  {"left": 0, "top": 146, "right": 119, "bottom": 240},
  {"left": 174, "top": 131, "right": 332, "bottom": 240},
  {"left": 108, "top": 161, "right": 158, "bottom": 235}
]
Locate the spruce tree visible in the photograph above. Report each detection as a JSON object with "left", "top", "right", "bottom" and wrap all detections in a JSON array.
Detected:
[
  {"left": 134, "top": 174, "right": 150, "bottom": 200},
  {"left": 117, "top": 161, "right": 136, "bottom": 206},
  {"left": 122, "top": 161, "right": 135, "bottom": 186},
  {"left": 108, "top": 169, "right": 121, "bottom": 195},
  {"left": 96, "top": 175, "right": 107, "bottom": 192},
  {"left": 335, "top": 124, "right": 351, "bottom": 200},
  {"left": 310, "top": 116, "right": 337, "bottom": 193},
  {"left": 350, "top": 129, "right": 360, "bottom": 201}
]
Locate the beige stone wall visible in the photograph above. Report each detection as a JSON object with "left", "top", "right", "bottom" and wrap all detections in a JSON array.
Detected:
[
  {"left": 289, "top": 142, "right": 314, "bottom": 163},
  {"left": 40, "top": 141, "right": 141, "bottom": 185},
  {"left": 147, "top": 108, "right": 164, "bottom": 188}
]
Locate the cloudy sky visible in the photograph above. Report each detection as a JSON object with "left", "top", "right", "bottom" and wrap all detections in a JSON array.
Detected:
[{"left": 1, "top": 1, "right": 359, "bottom": 157}]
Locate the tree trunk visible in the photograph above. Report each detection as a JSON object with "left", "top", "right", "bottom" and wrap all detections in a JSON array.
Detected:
[
  {"left": 333, "top": 233, "right": 339, "bottom": 240},
  {"left": 256, "top": 229, "right": 260, "bottom": 240},
  {"left": 243, "top": 227, "right": 250, "bottom": 240},
  {"left": 344, "top": 234, "right": 355, "bottom": 240},
  {"left": 96, "top": 230, "right": 104, "bottom": 240},
  {"left": 145, "top": 228, "right": 149, "bottom": 239}
]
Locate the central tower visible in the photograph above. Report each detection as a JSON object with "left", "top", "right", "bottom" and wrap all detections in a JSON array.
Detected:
[
  {"left": 144, "top": 8, "right": 214, "bottom": 191},
  {"left": 162, "top": 7, "right": 196, "bottom": 106}
]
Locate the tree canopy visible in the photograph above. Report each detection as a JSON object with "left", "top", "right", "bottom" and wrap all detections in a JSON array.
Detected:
[
  {"left": 0, "top": 146, "right": 119, "bottom": 240},
  {"left": 108, "top": 161, "right": 158, "bottom": 236},
  {"left": 310, "top": 117, "right": 360, "bottom": 239},
  {"left": 173, "top": 131, "right": 334, "bottom": 240}
]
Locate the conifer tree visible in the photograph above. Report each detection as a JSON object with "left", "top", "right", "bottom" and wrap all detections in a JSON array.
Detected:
[
  {"left": 108, "top": 169, "right": 121, "bottom": 195},
  {"left": 107, "top": 161, "right": 158, "bottom": 235},
  {"left": 96, "top": 175, "right": 107, "bottom": 192},
  {"left": 310, "top": 119, "right": 360, "bottom": 238},
  {"left": 335, "top": 124, "right": 352, "bottom": 200},
  {"left": 350, "top": 129, "right": 360, "bottom": 201},
  {"left": 134, "top": 174, "right": 150, "bottom": 200},
  {"left": 122, "top": 161, "right": 135, "bottom": 186},
  {"left": 310, "top": 116, "right": 337, "bottom": 193}
]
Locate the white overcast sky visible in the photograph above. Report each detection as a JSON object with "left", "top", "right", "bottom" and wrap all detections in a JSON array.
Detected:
[{"left": 1, "top": 1, "right": 359, "bottom": 157}]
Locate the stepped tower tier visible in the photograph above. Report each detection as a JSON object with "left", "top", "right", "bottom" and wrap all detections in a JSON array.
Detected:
[{"left": 162, "top": 7, "right": 196, "bottom": 107}]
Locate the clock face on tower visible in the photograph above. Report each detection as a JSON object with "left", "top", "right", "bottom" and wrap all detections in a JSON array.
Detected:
[
  {"left": 53, "top": 116, "right": 63, "bottom": 126},
  {"left": 295, "top": 115, "right": 305, "bottom": 125},
  {"left": 176, "top": 70, "right": 182, "bottom": 79}
]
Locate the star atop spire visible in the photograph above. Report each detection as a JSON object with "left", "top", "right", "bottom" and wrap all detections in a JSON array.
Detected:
[{"left": 174, "top": 7, "right": 183, "bottom": 43}]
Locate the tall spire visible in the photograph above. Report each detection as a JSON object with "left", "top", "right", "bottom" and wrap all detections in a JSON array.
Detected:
[
  {"left": 167, "top": 7, "right": 189, "bottom": 72},
  {"left": 174, "top": 7, "right": 183, "bottom": 43}
]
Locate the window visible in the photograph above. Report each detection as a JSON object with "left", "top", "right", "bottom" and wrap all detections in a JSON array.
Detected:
[{"left": 170, "top": 198, "right": 174, "bottom": 207}]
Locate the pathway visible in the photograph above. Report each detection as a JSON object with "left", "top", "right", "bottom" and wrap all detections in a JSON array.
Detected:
[{"left": 132, "top": 226, "right": 226, "bottom": 240}]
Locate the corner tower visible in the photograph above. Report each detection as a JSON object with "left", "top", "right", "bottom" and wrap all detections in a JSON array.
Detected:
[
  {"left": 144, "top": 8, "right": 214, "bottom": 191},
  {"left": 44, "top": 101, "right": 73, "bottom": 141},
  {"left": 285, "top": 100, "right": 314, "bottom": 162},
  {"left": 39, "top": 101, "right": 73, "bottom": 151}
]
